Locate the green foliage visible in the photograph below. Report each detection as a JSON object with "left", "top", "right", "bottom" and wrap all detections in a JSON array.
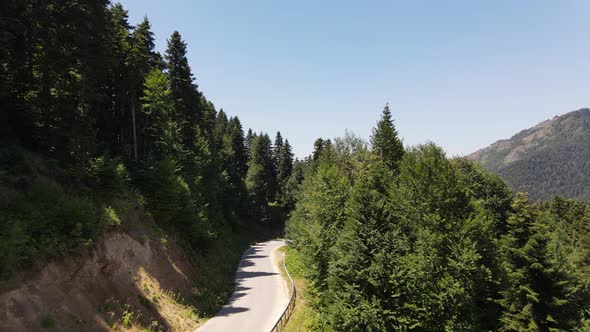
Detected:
[
  {"left": 547, "top": 197, "right": 590, "bottom": 277},
  {"left": 246, "top": 133, "right": 279, "bottom": 222},
  {"left": 138, "top": 156, "right": 210, "bottom": 245},
  {"left": 10, "top": 2, "right": 590, "bottom": 331},
  {"left": 454, "top": 157, "right": 513, "bottom": 233},
  {"left": 103, "top": 206, "right": 121, "bottom": 227},
  {"left": 141, "top": 69, "right": 181, "bottom": 158},
  {"left": 370, "top": 103, "right": 404, "bottom": 174},
  {"left": 0, "top": 178, "right": 106, "bottom": 277},
  {"left": 498, "top": 193, "right": 584, "bottom": 331},
  {"left": 86, "top": 157, "right": 130, "bottom": 196},
  {"left": 286, "top": 157, "right": 351, "bottom": 300},
  {"left": 288, "top": 116, "right": 590, "bottom": 331}
]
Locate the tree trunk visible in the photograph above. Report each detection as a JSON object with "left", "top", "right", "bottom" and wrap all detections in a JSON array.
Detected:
[{"left": 131, "top": 100, "right": 138, "bottom": 161}]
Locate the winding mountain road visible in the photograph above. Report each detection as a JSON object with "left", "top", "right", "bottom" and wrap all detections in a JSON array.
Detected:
[{"left": 195, "top": 239, "right": 289, "bottom": 332}]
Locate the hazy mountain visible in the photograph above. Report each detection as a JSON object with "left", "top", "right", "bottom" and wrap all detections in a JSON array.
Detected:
[{"left": 468, "top": 108, "right": 590, "bottom": 201}]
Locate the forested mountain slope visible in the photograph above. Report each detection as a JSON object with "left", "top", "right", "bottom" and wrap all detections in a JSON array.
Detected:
[
  {"left": 0, "top": 1, "right": 297, "bottom": 330},
  {"left": 468, "top": 108, "right": 590, "bottom": 201}
]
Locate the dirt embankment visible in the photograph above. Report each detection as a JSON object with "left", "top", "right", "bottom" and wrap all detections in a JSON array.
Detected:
[{"left": 0, "top": 204, "right": 203, "bottom": 332}]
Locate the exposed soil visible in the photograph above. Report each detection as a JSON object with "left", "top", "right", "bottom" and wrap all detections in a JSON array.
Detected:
[{"left": 0, "top": 204, "right": 203, "bottom": 332}]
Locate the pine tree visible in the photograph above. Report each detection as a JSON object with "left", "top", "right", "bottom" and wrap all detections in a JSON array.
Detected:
[
  {"left": 327, "top": 157, "right": 400, "bottom": 331},
  {"left": 226, "top": 117, "right": 248, "bottom": 179},
  {"left": 219, "top": 116, "right": 249, "bottom": 221},
  {"left": 165, "top": 31, "right": 201, "bottom": 150},
  {"left": 274, "top": 131, "right": 284, "bottom": 168},
  {"left": 131, "top": 17, "right": 160, "bottom": 73},
  {"left": 286, "top": 157, "right": 351, "bottom": 298},
  {"left": 371, "top": 103, "right": 404, "bottom": 173},
  {"left": 499, "top": 193, "right": 576, "bottom": 331},
  {"left": 214, "top": 109, "right": 229, "bottom": 151},
  {"left": 129, "top": 17, "right": 160, "bottom": 160},
  {"left": 245, "top": 128, "right": 255, "bottom": 159},
  {"left": 277, "top": 139, "right": 294, "bottom": 202},
  {"left": 140, "top": 69, "right": 179, "bottom": 158},
  {"left": 246, "top": 133, "right": 278, "bottom": 221},
  {"left": 94, "top": 3, "right": 133, "bottom": 158},
  {"left": 312, "top": 138, "right": 333, "bottom": 161}
]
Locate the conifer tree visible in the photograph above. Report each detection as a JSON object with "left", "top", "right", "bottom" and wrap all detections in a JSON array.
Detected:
[
  {"left": 246, "top": 133, "right": 278, "bottom": 220},
  {"left": 214, "top": 109, "right": 229, "bottom": 151},
  {"left": 140, "top": 69, "right": 179, "bottom": 158},
  {"left": 274, "top": 131, "right": 284, "bottom": 167},
  {"left": 499, "top": 193, "right": 576, "bottom": 331},
  {"left": 371, "top": 103, "right": 404, "bottom": 173},
  {"left": 327, "top": 157, "right": 399, "bottom": 330},
  {"left": 130, "top": 17, "right": 160, "bottom": 160},
  {"left": 245, "top": 128, "right": 255, "bottom": 159},
  {"left": 312, "top": 138, "right": 328, "bottom": 161},
  {"left": 165, "top": 31, "right": 201, "bottom": 150},
  {"left": 226, "top": 117, "right": 248, "bottom": 179},
  {"left": 286, "top": 157, "right": 351, "bottom": 296},
  {"left": 219, "top": 116, "right": 249, "bottom": 221},
  {"left": 277, "top": 139, "right": 294, "bottom": 202}
]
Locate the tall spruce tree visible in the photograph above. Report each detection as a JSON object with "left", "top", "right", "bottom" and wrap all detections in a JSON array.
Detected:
[
  {"left": 165, "top": 31, "right": 201, "bottom": 151},
  {"left": 246, "top": 133, "right": 278, "bottom": 221},
  {"left": 245, "top": 128, "right": 255, "bottom": 159},
  {"left": 96, "top": 3, "right": 133, "bottom": 158},
  {"left": 140, "top": 69, "right": 179, "bottom": 158},
  {"left": 219, "top": 116, "right": 249, "bottom": 221},
  {"left": 327, "top": 156, "right": 400, "bottom": 331},
  {"left": 499, "top": 193, "right": 577, "bottom": 331},
  {"left": 277, "top": 139, "right": 294, "bottom": 202},
  {"left": 371, "top": 103, "right": 404, "bottom": 174},
  {"left": 226, "top": 117, "right": 248, "bottom": 179},
  {"left": 130, "top": 17, "right": 159, "bottom": 160},
  {"left": 214, "top": 109, "right": 229, "bottom": 151},
  {"left": 274, "top": 131, "right": 284, "bottom": 168}
]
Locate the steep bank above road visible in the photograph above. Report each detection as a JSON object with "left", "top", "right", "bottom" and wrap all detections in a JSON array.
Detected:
[{"left": 0, "top": 204, "right": 203, "bottom": 331}]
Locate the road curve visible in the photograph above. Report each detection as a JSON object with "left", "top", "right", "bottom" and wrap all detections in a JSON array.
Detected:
[{"left": 195, "top": 239, "right": 289, "bottom": 332}]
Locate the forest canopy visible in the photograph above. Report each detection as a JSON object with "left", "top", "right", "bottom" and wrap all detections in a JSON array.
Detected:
[
  {"left": 2, "top": 2, "right": 590, "bottom": 332},
  {"left": 0, "top": 0, "right": 295, "bottom": 277},
  {"left": 287, "top": 106, "right": 590, "bottom": 331}
]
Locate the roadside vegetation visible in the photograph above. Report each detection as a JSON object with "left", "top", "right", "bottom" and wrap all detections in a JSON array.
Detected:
[
  {"left": 282, "top": 246, "right": 325, "bottom": 332},
  {"left": 286, "top": 106, "right": 590, "bottom": 331}
]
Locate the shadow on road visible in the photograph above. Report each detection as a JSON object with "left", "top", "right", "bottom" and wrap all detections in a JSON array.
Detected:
[
  {"left": 216, "top": 306, "right": 250, "bottom": 316},
  {"left": 236, "top": 271, "right": 277, "bottom": 278}
]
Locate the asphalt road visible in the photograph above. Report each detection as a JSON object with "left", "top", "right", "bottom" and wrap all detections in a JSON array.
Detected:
[{"left": 195, "top": 239, "right": 289, "bottom": 332}]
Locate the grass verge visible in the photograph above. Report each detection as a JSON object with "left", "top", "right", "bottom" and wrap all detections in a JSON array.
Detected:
[{"left": 280, "top": 246, "right": 321, "bottom": 332}]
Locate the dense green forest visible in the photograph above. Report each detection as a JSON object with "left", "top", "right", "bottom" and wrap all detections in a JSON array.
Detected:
[
  {"left": 0, "top": 0, "right": 295, "bottom": 280},
  {"left": 468, "top": 108, "right": 590, "bottom": 201},
  {"left": 3, "top": 2, "right": 590, "bottom": 332},
  {"left": 287, "top": 105, "right": 590, "bottom": 331}
]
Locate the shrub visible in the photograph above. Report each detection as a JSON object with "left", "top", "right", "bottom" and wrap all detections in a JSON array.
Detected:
[
  {"left": 103, "top": 206, "right": 121, "bottom": 227},
  {"left": 86, "top": 157, "right": 130, "bottom": 196},
  {"left": 138, "top": 156, "right": 211, "bottom": 246},
  {"left": 0, "top": 178, "right": 105, "bottom": 277}
]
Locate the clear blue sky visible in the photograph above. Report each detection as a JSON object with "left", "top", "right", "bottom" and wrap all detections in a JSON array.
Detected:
[{"left": 120, "top": 0, "right": 589, "bottom": 158}]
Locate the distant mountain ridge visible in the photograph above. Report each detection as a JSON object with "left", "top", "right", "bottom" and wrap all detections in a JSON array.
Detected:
[{"left": 468, "top": 108, "right": 590, "bottom": 201}]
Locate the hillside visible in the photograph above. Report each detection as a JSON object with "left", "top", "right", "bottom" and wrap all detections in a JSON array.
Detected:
[
  {"left": 468, "top": 108, "right": 590, "bottom": 201},
  {"left": 0, "top": 146, "right": 275, "bottom": 331}
]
